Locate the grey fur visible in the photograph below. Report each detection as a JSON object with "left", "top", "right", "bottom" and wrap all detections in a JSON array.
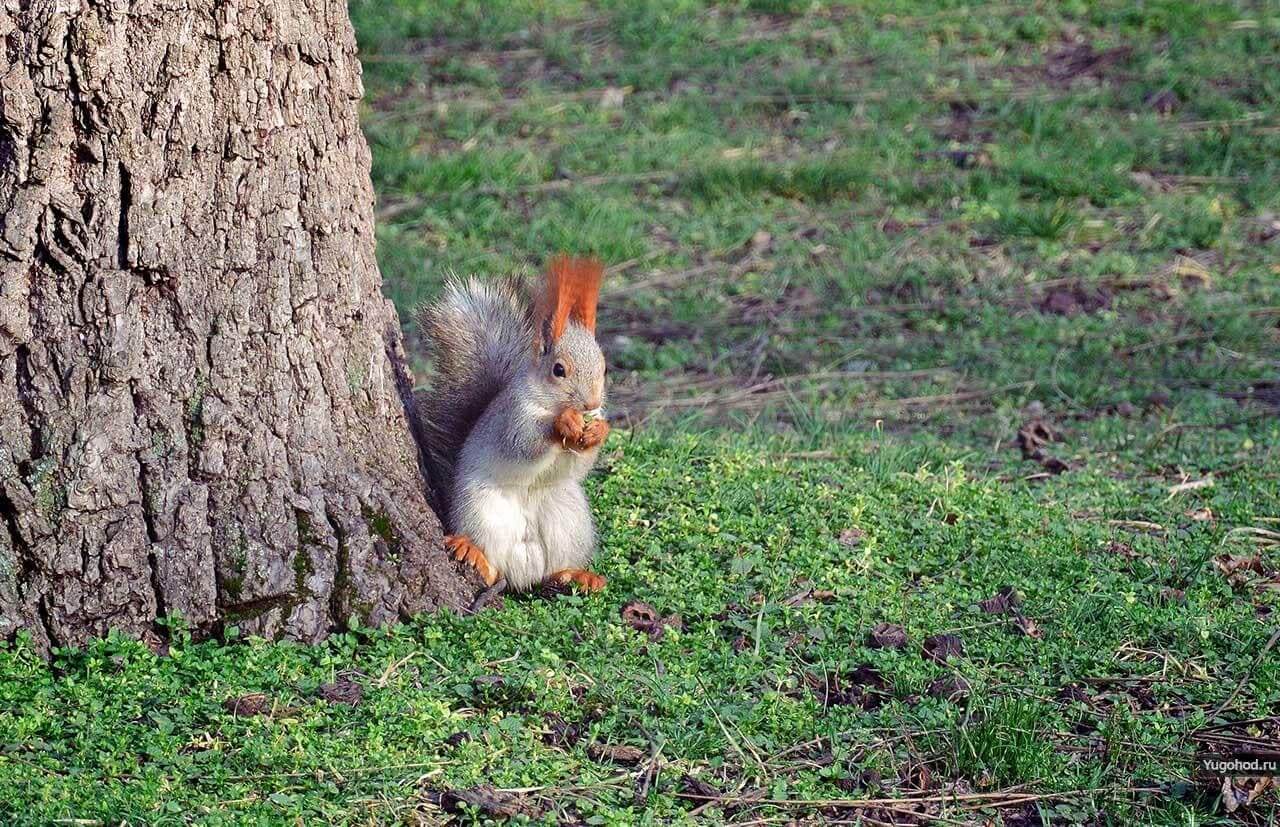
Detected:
[
  {"left": 415, "top": 278, "right": 609, "bottom": 588},
  {"left": 414, "top": 275, "right": 535, "bottom": 504}
]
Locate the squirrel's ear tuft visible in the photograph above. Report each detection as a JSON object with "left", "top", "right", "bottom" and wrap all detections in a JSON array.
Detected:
[{"left": 542, "top": 255, "right": 604, "bottom": 341}]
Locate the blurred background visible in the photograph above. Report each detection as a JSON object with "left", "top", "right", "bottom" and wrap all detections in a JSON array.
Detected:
[{"left": 352, "top": 0, "right": 1278, "bottom": 438}]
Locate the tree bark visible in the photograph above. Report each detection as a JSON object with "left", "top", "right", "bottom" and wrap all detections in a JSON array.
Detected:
[{"left": 0, "top": 0, "right": 475, "bottom": 653}]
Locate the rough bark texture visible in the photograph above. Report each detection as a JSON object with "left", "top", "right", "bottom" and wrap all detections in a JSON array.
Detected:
[{"left": 0, "top": 0, "right": 476, "bottom": 653}]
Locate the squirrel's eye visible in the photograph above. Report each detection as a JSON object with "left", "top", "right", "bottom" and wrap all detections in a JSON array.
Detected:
[{"left": 553, "top": 362, "right": 566, "bottom": 378}]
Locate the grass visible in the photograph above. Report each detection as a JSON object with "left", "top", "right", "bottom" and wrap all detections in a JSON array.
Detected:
[
  {"left": 2, "top": 425, "right": 1277, "bottom": 822},
  {"left": 352, "top": 0, "right": 1280, "bottom": 498},
  {"left": 4, "top": 0, "right": 1280, "bottom": 823}
]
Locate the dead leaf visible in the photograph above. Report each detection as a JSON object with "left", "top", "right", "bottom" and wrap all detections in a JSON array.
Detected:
[
  {"left": 880, "top": 218, "right": 906, "bottom": 236},
  {"left": 926, "top": 674, "right": 970, "bottom": 702},
  {"left": 1126, "top": 683, "right": 1159, "bottom": 711},
  {"left": 1105, "top": 540, "right": 1138, "bottom": 558},
  {"left": 1017, "top": 418, "right": 1058, "bottom": 453},
  {"left": 588, "top": 742, "right": 647, "bottom": 764},
  {"left": 1222, "top": 777, "right": 1243, "bottom": 813},
  {"left": 922, "top": 633, "right": 965, "bottom": 664},
  {"left": 1222, "top": 775, "right": 1275, "bottom": 814},
  {"left": 1144, "top": 89, "right": 1180, "bottom": 114},
  {"left": 317, "top": 675, "right": 363, "bottom": 706},
  {"left": 838, "top": 527, "right": 865, "bottom": 547},
  {"left": 1038, "top": 283, "right": 1112, "bottom": 317},
  {"left": 680, "top": 774, "right": 719, "bottom": 800},
  {"left": 867, "top": 622, "right": 908, "bottom": 650},
  {"left": 1046, "top": 43, "right": 1133, "bottom": 83},
  {"left": 620, "top": 601, "right": 680, "bottom": 639},
  {"left": 224, "top": 693, "right": 270, "bottom": 717},
  {"left": 140, "top": 628, "right": 170, "bottom": 657},
  {"left": 1012, "top": 613, "right": 1042, "bottom": 638},
  {"left": 809, "top": 664, "right": 889, "bottom": 709},
  {"left": 978, "top": 586, "right": 1020, "bottom": 615},
  {"left": 1016, "top": 418, "right": 1068, "bottom": 472},
  {"left": 542, "top": 713, "right": 582, "bottom": 747},
  {"left": 898, "top": 759, "right": 934, "bottom": 793},
  {"left": 783, "top": 587, "right": 837, "bottom": 607},
  {"left": 1037, "top": 455, "right": 1071, "bottom": 474},
  {"left": 1214, "top": 554, "right": 1266, "bottom": 588},
  {"left": 1215, "top": 554, "right": 1265, "bottom": 575},
  {"left": 1168, "top": 476, "right": 1214, "bottom": 496},
  {"left": 433, "top": 784, "right": 543, "bottom": 819},
  {"left": 621, "top": 600, "right": 659, "bottom": 629},
  {"left": 1185, "top": 507, "right": 1215, "bottom": 522}
]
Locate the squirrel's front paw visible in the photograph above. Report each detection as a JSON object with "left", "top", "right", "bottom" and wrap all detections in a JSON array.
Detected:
[
  {"left": 577, "top": 417, "right": 609, "bottom": 450},
  {"left": 552, "top": 407, "right": 586, "bottom": 447}
]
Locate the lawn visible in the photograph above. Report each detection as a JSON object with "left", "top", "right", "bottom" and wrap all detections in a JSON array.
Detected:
[{"left": 3, "top": 0, "right": 1279, "bottom": 823}]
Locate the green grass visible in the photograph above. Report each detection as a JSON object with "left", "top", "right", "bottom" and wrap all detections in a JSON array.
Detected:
[
  {"left": 2, "top": 424, "right": 1277, "bottom": 822},
  {"left": 5, "top": 0, "right": 1280, "bottom": 822},
  {"left": 355, "top": 0, "right": 1277, "bottom": 425}
]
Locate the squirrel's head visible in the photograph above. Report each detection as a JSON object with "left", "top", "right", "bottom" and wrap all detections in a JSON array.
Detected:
[{"left": 534, "top": 256, "right": 606, "bottom": 412}]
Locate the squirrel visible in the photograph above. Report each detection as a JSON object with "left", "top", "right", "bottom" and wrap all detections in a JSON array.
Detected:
[{"left": 414, "top": 256, "right": 611, "bottom": 592}]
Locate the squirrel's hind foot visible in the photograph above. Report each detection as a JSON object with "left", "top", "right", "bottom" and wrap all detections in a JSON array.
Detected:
[
  {"left": 548, "top": 568, "right": 607, "bottom": 593},
  {"left": 446, "top": 534, "right": 500, "bottom": 586}
]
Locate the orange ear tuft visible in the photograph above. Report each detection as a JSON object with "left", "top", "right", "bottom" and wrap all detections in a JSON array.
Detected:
[{"left": 543, "top": 255, "right": 604, "bottom": 340}]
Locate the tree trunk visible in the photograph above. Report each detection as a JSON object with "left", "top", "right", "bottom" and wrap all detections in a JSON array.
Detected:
[{"left": 0, "top": 0, "right": 475, "bottom": 653}]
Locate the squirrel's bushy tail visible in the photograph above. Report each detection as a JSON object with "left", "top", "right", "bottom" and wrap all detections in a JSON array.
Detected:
[{"left": 414, "top": 275, "right": 534, "bottom": 500}]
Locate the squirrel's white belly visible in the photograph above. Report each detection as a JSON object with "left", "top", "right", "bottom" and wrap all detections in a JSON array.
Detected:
[
  {"left": 457, "top": 485, "right": 546, "bottom": 588},
  {"left": 451, "top": 456, "right": 595, "bottom": 589}
]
